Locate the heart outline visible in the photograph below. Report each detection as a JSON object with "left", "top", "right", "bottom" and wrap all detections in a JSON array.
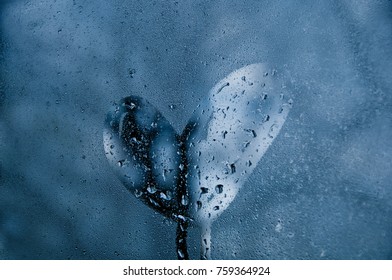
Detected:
[{"left": 103, "top": 63, "right": 292, "bottom": 259}]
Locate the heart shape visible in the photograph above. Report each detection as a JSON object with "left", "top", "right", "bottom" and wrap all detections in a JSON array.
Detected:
[{"left": 103, "top": 63, "right": 292, "bottom": 259}]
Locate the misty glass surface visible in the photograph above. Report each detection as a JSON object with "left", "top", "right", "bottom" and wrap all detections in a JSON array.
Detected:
[{"left": 0, "top": 0, "right": 391, "bottom": 259}]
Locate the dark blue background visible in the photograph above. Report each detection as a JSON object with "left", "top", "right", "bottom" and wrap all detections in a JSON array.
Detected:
[{"left": 0, "top": 0, "right": 391, "bottom": 259}]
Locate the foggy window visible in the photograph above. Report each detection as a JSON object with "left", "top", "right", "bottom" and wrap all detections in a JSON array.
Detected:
[{"left": 0, "top": 0, "right": 391, "bottom": 260}]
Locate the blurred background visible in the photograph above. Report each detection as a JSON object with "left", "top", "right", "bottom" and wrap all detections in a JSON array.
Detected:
[{"left": 0, "top": 0, "right": 391, "bottom": 259}]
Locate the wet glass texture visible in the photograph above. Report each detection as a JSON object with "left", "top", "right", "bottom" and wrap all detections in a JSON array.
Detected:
[{"left": 0, "top": 0, "right": 391, "bottom": 259}]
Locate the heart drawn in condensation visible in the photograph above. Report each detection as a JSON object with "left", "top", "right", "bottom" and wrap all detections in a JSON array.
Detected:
[{"left": 103, "top": 63, "right": 292, "bottom": 259}]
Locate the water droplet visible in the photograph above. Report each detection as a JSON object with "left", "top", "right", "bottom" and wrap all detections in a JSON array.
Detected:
[
  {"left": 215, "top": 184, "right": 223, "bottom": 194},
  {"left": 244, "top": 129, "right": 257, "bottom": 138},
  {"left": 176, "top": 214, "right": 187, "bottom": 222},
  {"left": 287, "top": 232, "right": 295, "bottom": 238},
  {"left": 181, "top": 195, "right": 189, "bottom": 205},
  {"left": 160, "top": 191, "right": 171, "bottom": 200},
  {"left": 167, "top": 191, "right": 173, "bottom": 199},
  {"left": 243, "top": 141, "right": 250, "bottom": 149},
  {"left": 217, "top": 82, "right": 230, "bottom": 93},
  {"left": 263, "top": 115, "right": 270, "bottom": 122},
  {"left": 197, "top": 201, "right": 202, "bottom": 210},
  {"left": 179, "top": 163, "right": 184, "bottom": 171},
  {"left": 147, "top": 185, "right": 157, "bottom": 194},
  {"left": 134, "top": 189, "right": 142, "bottom": 198},
  {"left": 149, "top": 197, "right": 160, "bottom": 207},
  {"left": 213, "top": 206, "right": 220, "bottom": 211},
  {"left": 169, "top": 104, "right": 176, "bottom": 110},
  {"left": 229, "top": 163, "right": 236, "bottom": 174},
  {"left": 177, "top": 249, "right": 185, "bottom": 259},
  {"left": 200, "top": 187, "right": 209, "bottom": 194},
  {"left": 268, "top": 124, "right": 278, "bottom": 138},
  {"left": 125, "top": 102, "right": 136, "bottom": 110},
  {"left": 128, "top": 68, "right": 136, "bottom": 78}
]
